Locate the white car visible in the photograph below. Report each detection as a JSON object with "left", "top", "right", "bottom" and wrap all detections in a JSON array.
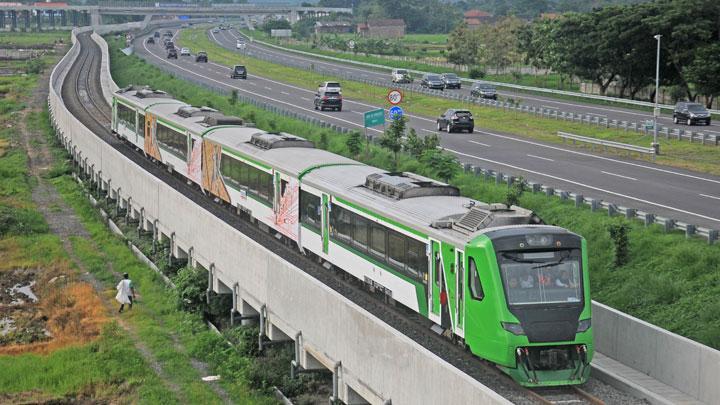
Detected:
[
  {"left": 236, "top": 40, "right": 246, "bottom": 50},
  {"left": 391, "top": 68, "right": 412, "bottom": 83},
  {"left": 318, "top": 81, "right": 342, "bottom": 95},
  {"left": 180, "top": 47, "right": 190, "bottom": 56}
]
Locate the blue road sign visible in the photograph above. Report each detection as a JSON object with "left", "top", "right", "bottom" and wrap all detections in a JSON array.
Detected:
[{"left": 389, "top": 106, "right": 404, "bottom": 120}]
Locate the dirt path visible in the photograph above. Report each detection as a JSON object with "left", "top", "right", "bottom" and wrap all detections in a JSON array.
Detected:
[
  {"left": 19, "top": 69, "right": 234, "bottom": 405},
  {"left": 18, "top": 69, "right": 185, "bottom": 400}
]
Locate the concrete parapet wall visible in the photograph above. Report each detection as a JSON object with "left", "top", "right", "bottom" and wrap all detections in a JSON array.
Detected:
[
  {"left": 91, "top": 31, "right": 119, "bottom": 106},
  {"left": 592, "top": 301, "right": 720, "bottom": 403},
  {"left": 48, "top": 29, "right": 511, "bottom": 405}
]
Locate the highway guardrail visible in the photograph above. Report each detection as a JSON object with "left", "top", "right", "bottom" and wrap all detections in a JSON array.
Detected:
[{"left": 558, "top": 131, "right": 657, "bottom": 159}]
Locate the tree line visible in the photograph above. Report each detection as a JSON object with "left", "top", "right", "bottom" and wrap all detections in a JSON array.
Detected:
[{"left": 519, "top": 0, "right": 720, "bottom": 104}]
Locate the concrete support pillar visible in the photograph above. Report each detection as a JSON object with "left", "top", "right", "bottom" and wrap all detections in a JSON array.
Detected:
[
  {"left": 0, "top": 12, "right": 5, "bottom": 29},
  {"left": 60, "top": 10, "right": 66, "bottom": 27},
  {"left": 71, "top": 10, "right": 78, "bottom": 27},
  {"left": 267, "top": 322, "right": 291, "bottom": 342},
  {"left": 23, "top": 10, "right": 30, "bottom": 31},
  {"left": 206, "top": 263, "right": 214, "bottom": 304},
  {"left": 82, "top": 11, "right": 89, "bottom": 26},
  {"left": 90, "top": 9, "right": 100, "bottom": 26},
  {"left": 239, "top": 299, "right": 258, "bottom": 326},
  {"left": 49, "top": 10, "right": 55, "bottom": 28},
  {"left": 11, "top": 10, "right": 17, "bottom": 31},
  {"left": 35, "top": 10, "right": 41, "bottom": 31}
]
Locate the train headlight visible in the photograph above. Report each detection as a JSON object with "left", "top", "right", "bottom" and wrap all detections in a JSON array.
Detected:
[
  {"left": 525, "top": 234, "right": 552, "bottom": 247},
  {"left": 577, "top": 319, "right": 592, "bottom": 333},
  {"left": 501, "top": 322, "right": 525, "bottom": 336}
]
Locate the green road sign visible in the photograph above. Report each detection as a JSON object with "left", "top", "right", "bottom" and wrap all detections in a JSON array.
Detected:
[{"left": 364, "top": 108, "right": 385, "bottom": 128}]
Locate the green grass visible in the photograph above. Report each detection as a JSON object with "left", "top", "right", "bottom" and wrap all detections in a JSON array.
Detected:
[
  {"left": 182, "top": 29, "right": 720, "bottom": 176},
  {"left": 0, "top": 31, "right": 69, "bottom": 46},
  {"left": 0, "top": 323, "right": 174, "bottom": 403},
  {"left": 110, "top": 36, "right": 720, "bottom": 350}
]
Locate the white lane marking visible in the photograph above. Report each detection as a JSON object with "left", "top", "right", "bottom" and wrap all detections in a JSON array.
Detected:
[
  {"left": 264, "top": 87, "right": 272, "bottom": 90},
  {"left": 527, "top": 154, "right": 554, "bottom": 162},
  {"left": 300, "top": 96, "right": 310, "bottom": 101},
  {"left": 247, "top": 82, "right": 257, "bottom": 86},
  {"left": 469, "top": 140, "right": 491, "bottom": 147},
  {"left": 420, "top": 129, "right": 437, "bottom": 133},
  {"left": 601, "top": 171, "right": 637, "bottom": 181},
  {"left": 281, "top": 91, "right": 289, "bottom": 95},
  {"left": 699, "top": 193, "right": 720, "bottom": 201},
  {"left": 443, "top": 147, "right": 720, "bottom": 223},
  {"left": 142, "top": 39, "right": 383, "bottom": 135},
  {"left": 473, "top": 130, "right": 720, "bottom": 185},
  {"left": 351, "top": 111, "right": 363, "bottom": 115}
]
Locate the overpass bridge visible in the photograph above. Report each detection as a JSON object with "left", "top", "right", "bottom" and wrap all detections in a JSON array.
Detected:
[{"left": 0, "top": 3, "right": 351, "bottom": 30}]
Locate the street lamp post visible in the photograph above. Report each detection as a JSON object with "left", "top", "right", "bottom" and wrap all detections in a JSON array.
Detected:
[{"left": 653, "top": 34, "right": 662, "bottom": 155}]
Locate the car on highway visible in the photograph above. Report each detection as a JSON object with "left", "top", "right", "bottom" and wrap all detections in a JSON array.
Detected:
[
  {"left": 231, "top": 65, "right": 247, "bottom": 79},
  {"left": 236, "top": 40, "right": 246, "bottom": 50},
  {"left": 146, "top": 37, "right": 155, "bottom": 45},
  {"left": 470, "top": 82, "right": 497, "bottom": 100},
  {"left": 164, "top": 30, "right": 172, "bottom": 37},
  {"left": 212, "top": 28, "right": 220, "bottom": 34},
  {"left": 167, "top": 48, "right": 178, "bottom": 59},
  {"left": 318, "top": 81, "right": 342, "bottom": 94},
  {"left": 195, "top": 51, "right": 208, "bottom": 63},
  {"left": 421, "top": 74, "right": 445, "bottom": 90},
  {"left": 154, "top": 31, "right": 160, "bottom": 38},
  {"left": 436, "top": 109, "right": 474, "bottom": 133},
  {"left": 673, "top": 102, "right": 711, "bottom": 126},
  {"left": 314, "top": 90, "right": 342, "bottom": 111},
  {"left": 180, "top": 47, "right": 191, "bottom": 56},
  {"left": 391, "top": 68, "right": 412, "bottom": 83},
  {"left": 165, "top": 41, "right": 175, "bottom": 50},
  {"left": 441, "top": 73, "right": 461, "bottom": 89}
]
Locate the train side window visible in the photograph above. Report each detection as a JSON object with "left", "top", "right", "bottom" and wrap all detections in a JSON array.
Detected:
[
  {"left": 117, "top": 103, "right": 136, "bottom": 133},
  {"left": 369, "top": 223, "right": 387, "bottom": 259},
  {"left": 469, "top": 258, "right": 484, "bottom": 301},
  {"left": 353, "top": 215, "right": 369, "bottom": 251},
  {"left": 299, "top": 190, "right": 321, "bottom": 232},
  {"left": 387, "top": 229, "right": 406, "bottom": 270},
  {"left": 137, "top": 113, "right": 145, "bottom": 137}
]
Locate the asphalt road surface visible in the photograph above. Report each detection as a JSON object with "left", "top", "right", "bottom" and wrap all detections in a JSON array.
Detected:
[
  {"left": 134, "top": 29, "right": 720, "bottom": 230},
  {"left": 222, "top": 25, "right": 719, "bottom": 135}
]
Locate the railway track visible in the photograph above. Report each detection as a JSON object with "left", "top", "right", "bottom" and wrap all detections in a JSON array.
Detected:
[
  {"left": 526, "top": 386, "right": 605, "bottom": 405},
  {"left": 57, "top": 31, "right": 645, "bottom": 405}
]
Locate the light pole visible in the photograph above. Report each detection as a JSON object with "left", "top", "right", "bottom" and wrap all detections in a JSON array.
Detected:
[{"left": 653, "top": 34, "right": 662, "bottom": 155}]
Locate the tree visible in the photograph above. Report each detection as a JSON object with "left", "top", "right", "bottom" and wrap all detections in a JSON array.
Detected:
[
  {"left": 404, "top": 128, "right": 424, "bottom": 158},
  {"left": 260, "top": 19, "right": 291, "bottom": 35},
  {"left": 346, "top": 131, "right": 363, "bottom": 156},
  {"left": 447, "top": 22, "right": 480, "bottom": 67},
  {"left": 380, "top": 116, "right": 406, "bottom": 168},
  {"left": 505, "top": 177, "right": 525, "bottom": 207},
  {"left": 422, "top": 149, "right": 459, "bottom": 183},
  {"left": 685, "top": 44, "right": 720, "bottom": 108}
]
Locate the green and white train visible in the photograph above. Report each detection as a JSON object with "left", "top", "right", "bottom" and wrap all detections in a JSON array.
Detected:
[{"left": 112, "top": 86, "right": 593, "bottom": 387}]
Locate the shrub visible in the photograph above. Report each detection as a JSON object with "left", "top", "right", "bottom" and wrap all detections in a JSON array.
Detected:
[
  {"left": 469, "top": 67, "right": 486, "bottom": 79},
  {"left": 345, "top": 131, "right": 362, "bottom": 156},
  {"left": 607, "top": 222, "right": 630, "bottom": 267},
  {"left": 505, "top": 178, "right": 525, "bottom": 207},
  {"left": 173, "top": 266, "right": 208, "bottom": 313},
  {"left": 0, "top": 205, "right": 48, "bottom": 236}
]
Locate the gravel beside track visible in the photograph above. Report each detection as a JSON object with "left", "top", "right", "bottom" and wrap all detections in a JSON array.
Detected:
[{"left": 58, "top": 31, "right": 647, "bottom": 405}]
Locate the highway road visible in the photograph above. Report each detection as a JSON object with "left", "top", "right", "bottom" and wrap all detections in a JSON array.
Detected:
[
  {"left": 220, "top": 25, "right": 720, "bottom": 135},
  {"left": 134, "top": 29, "right": 720, "bottom": 230}
]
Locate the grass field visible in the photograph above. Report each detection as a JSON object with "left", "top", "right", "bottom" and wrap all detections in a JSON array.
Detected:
[
  {"left": 110, "top": 36, "right": 720, "bottom": 350},
  {"left": 181, "top": 29, "right": 719, "bottom": 176},
  {"left": 0, "top": 31, "right": 69, "bottom": 46}
]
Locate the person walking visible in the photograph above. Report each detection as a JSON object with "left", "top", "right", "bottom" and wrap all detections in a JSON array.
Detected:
[{"left": 116, "top": 273, "right": 135, "bottom": 313}]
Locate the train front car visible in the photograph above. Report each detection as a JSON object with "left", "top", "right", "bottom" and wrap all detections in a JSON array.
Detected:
[{"left": 464, "top": 226, "right": 593, "bottom": 387}]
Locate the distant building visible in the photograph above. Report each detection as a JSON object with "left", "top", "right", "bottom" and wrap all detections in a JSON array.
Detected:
[
  {"left": 314, "top": 21, "right": 354, "bottom": 35},
  {"left": 464, "top": 9, "right": 493, "bottom": 29},
  {"left": 357, "top": 19, "right": 406, "bottom": 38}
]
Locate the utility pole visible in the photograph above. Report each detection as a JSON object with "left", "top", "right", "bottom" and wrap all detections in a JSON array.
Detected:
[{"left": 653, "top": 34, "right": 662, "bottom": 155}]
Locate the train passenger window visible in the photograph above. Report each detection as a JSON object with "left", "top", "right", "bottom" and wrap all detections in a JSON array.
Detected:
[
  {"left": 281, "top": 179, "right": 288, "bottom": 196},
  {"left": 219, "top": 155, "right": 274, "bottom": 206},
  {"left": 330, "top": 205, "right": 353, "bottom": 243},
  {"left": 388, "top": 230, "right": 406, "bottom": 269},
  {"left": 406, "top": 239, "right": 427, "bottom": 279},
  {"left": 137, "top": 114, "right": 145, "bottom": 137},
  {"left": 156, "top": 123, "right": 187, "bottom": 160},
  {"left": 117, "top": 103, "right": 136, "bottom": 133},
  {"left": 370, "top": 223, "right": 387, "bottom": 259},
  {"left": 354, "top": 215, "right": 369, "bottom": 251},
  {"left": 299, "top": 190, "right": 321, "bottom": 232},
  {"left": 469, "top": 258, "right": 484, "bottom": 301}
]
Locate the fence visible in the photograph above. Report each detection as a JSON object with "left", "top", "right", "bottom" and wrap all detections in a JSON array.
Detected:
[{"left": 558, "top": 132, "right": 657, "bottom": 159}]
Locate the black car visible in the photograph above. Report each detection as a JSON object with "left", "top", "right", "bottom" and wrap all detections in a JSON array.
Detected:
[
  {"left": 153, "top": 31, "right": 160, "bottom": 38},
  {"left": 146, "top": 37, "right": 155, "bottom": 45},
  {"left": 196, "top": 51, "right": 208, "bottom": 63},
  {"left": 314, "top": 90, "right": 342, "bottom": 111},
  {"left": 437, "top": 109, "right": 474, "bottom": 133},
  {"left": 167, "top": 48, "right": 178, "bottom": 59},
  {"left": 673, "top": 102, "right": 711, "bottom": 126},
  {"left": 441, "top": 73, "right": 461, "bottom": 89},
  {"left": 470, "top": 83, "right": 497, "bottom": 100},
  {"left": 165, "top": 41, "right": 175, "bottom": 50},
  {"left": 231, "top": 65, "right": 247, "bottom": 79},
  {"left": 164, "top": 30, "right": 173, "bottom": 37},
  {"left": 421, "top": 74, "right": 445, "bottom": 90}
]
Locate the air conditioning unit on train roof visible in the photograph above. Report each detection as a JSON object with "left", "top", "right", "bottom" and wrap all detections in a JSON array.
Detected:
[
  {"left": 364, "top": 172, "right": 460, "bottom": 200},
  {"left": 134, "top": 88, "right": 171, "bottom": 99},
  {"left": 248, "top": 132, "right": 315, "bottom": 150},
  {"left": 175, "top": 105, "right": 218, "bottom": 118},
  {"left": 201, "top": 114, "right": 244, "bottom": 127}
]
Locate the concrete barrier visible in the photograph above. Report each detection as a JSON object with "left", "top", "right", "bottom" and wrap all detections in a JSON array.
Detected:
[
  {"left": 592, "top": 301, "right": 720, "bottom": 403},
  {"left": 48, "top": 29, "right": 512, "bottom": 405}
]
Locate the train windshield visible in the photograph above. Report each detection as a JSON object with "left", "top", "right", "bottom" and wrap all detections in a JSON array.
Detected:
[{"left": 498, "top": 249, "right": 582, "bottom": 306}]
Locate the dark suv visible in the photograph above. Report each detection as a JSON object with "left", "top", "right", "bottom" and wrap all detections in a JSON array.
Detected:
[
  {"left": 421, "top": 74, "right": 445, "bottom": 90},
  {"left": 167, "top": 48, "right": 178, "bottom": 59},
  {"left": 314, "top": 90, "right": 342, "bottom": 111},
  {"left": 470, "top": 83, "right": 497, "bottom": 100},
  {"left": 441, "top": 73, "right": 461, "bottom": 89},
  {"left": 673, "top": 102, "right": 711, "bottom": 126},
  {"left": 146, "top": 37, "right": 155, "bottom": 45},
  {"left": 231, "top": 65, "right": 247, "bottom": 79},
  {"left": 165, "top": 40, "right": 174, "bottom": 50},
  {"left": 437, "top": 109, "right": 474, "bottom": 133},
  {"left": 195, "top": 51, "right": 208, "bottom": 63}
]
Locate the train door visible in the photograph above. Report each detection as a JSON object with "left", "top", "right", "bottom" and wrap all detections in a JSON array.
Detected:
[
  {"left": 429, "top": 239, "right": 441, "bottom": 323},
  {"left": 321, "top": 194, "right": 329, "bottom": 254},
  {"left": 455, "top": 249, "right": 465, "bottom": 335}
]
